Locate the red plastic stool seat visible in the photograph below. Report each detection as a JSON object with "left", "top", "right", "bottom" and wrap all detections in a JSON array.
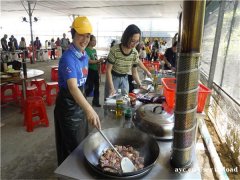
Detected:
[
  {"left": 51, "top": 67, "right": 58, "bottom": 81},
  {"left": 1, "top": 83, "right": 17, "bottom": 104},
  {"left": 31, "top": 78, "right": 46, "bottom": 97},
  {"left": 26, "top": 85, "right": 38, "bottom": 97},
  {"left": 46, "top": 82, "right": 59, "bottom": 106},
  {"left": 24, "top": 96, "right": 49, "bottom": 132}
]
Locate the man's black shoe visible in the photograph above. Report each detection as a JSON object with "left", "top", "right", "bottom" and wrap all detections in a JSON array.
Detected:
[{"left": 92, "top": 103, "right": 101, "bottom": 107}]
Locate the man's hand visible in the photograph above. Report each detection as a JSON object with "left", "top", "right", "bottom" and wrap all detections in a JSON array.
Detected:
[
  {"left": 171, "top": 67, "right": 176, "bottom": 72},
  {"left": 167, "top": 62, "right": 172, "bottom": 68},
  {"left": 146, "top": 71, "right": 152, "bottom": 78},
  {"left": 98, "top": 58, "right": 104, "bottom": 63},
  {"left": 109, "top": 87, "right": 116, "bottom": 97},
  {"left": 85, "top": 108, "right": 101, "bottom": 129},
  {"left": 139, "top": 85, "right": 148, "bottom": 91}
]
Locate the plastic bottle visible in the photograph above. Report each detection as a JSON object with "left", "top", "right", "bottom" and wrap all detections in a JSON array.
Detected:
[
  {"left": 115, "top": 89, "right": 123, "bottom": 117},
  {"left": 123, "top": 108, "right": 134, "bottom": 128}
]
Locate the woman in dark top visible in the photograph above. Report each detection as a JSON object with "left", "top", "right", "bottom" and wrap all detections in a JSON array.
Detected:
[{"left": 163, "top": 41, "right": 177, "bottom": 71}]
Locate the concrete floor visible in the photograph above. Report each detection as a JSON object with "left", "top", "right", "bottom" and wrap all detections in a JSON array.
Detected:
[{"left": 1, "top": 60, "right": 216, "bottom": 179}]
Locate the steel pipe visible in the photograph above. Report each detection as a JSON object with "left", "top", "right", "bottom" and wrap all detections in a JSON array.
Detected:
[{"left": 171, "top": 0, "right": 206, "bottom": 169}]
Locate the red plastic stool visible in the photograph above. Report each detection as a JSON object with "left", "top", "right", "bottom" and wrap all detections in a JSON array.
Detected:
[
  {"left": 24, "top": 96, "right": 49, "bottom": 132},
  {"left": 0, "top": 83, "right": 17, "bottom": 104},
  {"left": 31, "top": 78, "right": 46, "bottom": 96},
  {"left": 101, "top": 63, "right": 106, "bottom": 74},
  {"left": 46, "top": 82, "right": 59, "bottom": 106},
  {"left": 51, "top": 67, "right": 58, "bottom": 81}
]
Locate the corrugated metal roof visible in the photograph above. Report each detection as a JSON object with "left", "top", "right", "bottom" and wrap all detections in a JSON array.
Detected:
[{"left": 1, "top": 0, "right": 182, "bottom": 18}]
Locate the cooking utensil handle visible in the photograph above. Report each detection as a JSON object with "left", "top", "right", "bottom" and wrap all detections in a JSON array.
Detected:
[{"left": 96, "top": 128, "right": 123, "bottom": 158}]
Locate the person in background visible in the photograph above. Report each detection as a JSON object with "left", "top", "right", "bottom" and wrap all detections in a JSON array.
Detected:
[
  {"left": 8, "top": 35, "right": 18, "bottom": 52},
  {"left": 138, "top": 42, "right": 147, "bottom": 60},
  {"left": 34, "top": 37, "right": 42, "bottom": 50},
  {"left": 50, "top": 38, "right": 56, "bottom": 60},
  {"left": 151, "top": 39, "right": 160, "bottom": 61},
  {"left": 55, "top": 37, "right": 61, "bottom": 58},
  {"left": 105, "top": 24, "right": 143, "bottom": 98},
  {"left": 54, "top": 16, "right": 101, "bottom": 166},
  {"left": 34, "top": 37, "right": 42, "bottom": 61},
  {"left": 145, "top": 41, "right": 151, "bottom": 61},
  {"left": 55, "top": 37, "right": 61, "bottom": 47},
  {"left": 67, "top": 38, "right": 71, "bottom": 45},
  {"left": 1, "top": 34, "right": 8, "bottom": 51},
  {"left": 61, "top": 33, "right": 69, "bottom": 54},
  {"left": 85, "top": 35, "right": 104, "bottom": 107},
  {"left": 1, "top": 34, "right": 9, "bottom": 62},
  {"left": 160, "top": 41, "right": 167, "bottom": 54},
  {"left": 163, "top": 41, "right": 177, "bottom": 71},
  {"left": 44, "top": 40, "right": 49, "bottom": 49},
  {"left": 19, "top": 37, "right": 28, "bottom": 58},
  {"left": 12, "top": 35, "right": 19, "bottom": 50}
]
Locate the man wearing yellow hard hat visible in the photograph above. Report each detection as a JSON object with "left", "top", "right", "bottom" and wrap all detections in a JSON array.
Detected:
[{"left": 54, "top": 16, "right": 101, "bottom": 165}]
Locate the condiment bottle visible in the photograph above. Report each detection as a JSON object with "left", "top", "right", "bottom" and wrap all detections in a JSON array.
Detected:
[
  {"left": 123, "top": 108, "right": 134, "bottom": 128},
  {"left": 115, "top": 89, "right": 123, "bottom": 117}
]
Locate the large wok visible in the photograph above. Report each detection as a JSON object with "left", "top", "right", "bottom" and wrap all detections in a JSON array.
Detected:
[{"left": 83, "top": 127, "right": 159, "bottom": 178}]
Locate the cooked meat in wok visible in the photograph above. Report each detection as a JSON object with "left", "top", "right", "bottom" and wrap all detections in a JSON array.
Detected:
[{"left": 99, "top": 145, "right": 144, "bottom": 173}]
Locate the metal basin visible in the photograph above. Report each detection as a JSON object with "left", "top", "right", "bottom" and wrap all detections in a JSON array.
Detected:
[{"left": 83, "top": 128, "right": 159, "bottom": 178}]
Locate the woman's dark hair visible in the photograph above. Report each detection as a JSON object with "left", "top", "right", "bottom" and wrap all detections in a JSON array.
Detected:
[
  {"left": 71, "top": 28, "right": 76, "bottom": 39},
  {"left": 90, "top": 35, "right": 95, "bottom": 41},
  {"left": 87, "top": 35, "right": 95, "bottom": 46},
  {"left": 173, "top": 41, "right": 178, "bottom": 47},
  {"left": 110, "top": 40, "right": 116, "bottom": 47},
  {"left": 121, "top": 24, "right": 141, "bottom": 47}
]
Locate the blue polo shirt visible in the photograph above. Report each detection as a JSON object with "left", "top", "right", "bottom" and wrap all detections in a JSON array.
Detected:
[{"left": 58, "top": 44, "right": 89, "bottom": 89}]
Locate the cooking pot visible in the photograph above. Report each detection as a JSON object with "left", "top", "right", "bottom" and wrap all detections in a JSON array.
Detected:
[
  {"left": 83, "top": 127, "right": 159, "bottom": 178},
  {"left": 134, "top": 104, "right": 174, "bottom": 140}
]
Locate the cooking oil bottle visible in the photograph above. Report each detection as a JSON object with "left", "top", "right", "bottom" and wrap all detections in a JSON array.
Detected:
[{"left": 116, "top": 89, "right": 123, "bottom": 117}]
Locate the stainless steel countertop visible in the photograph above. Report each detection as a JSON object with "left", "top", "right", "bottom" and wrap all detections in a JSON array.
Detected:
[{"left": 55, "top": 109, "right": 202, "bottom": 179}]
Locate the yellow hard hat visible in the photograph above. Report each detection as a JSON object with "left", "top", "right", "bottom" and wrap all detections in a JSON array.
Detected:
[{"left": 72, "top": 16, "right": 92, "bottom": 34}]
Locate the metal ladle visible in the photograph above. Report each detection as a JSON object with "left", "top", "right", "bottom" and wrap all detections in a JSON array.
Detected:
[{"left": 96, "top": 128, "right": 136, "bottom": 173}]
